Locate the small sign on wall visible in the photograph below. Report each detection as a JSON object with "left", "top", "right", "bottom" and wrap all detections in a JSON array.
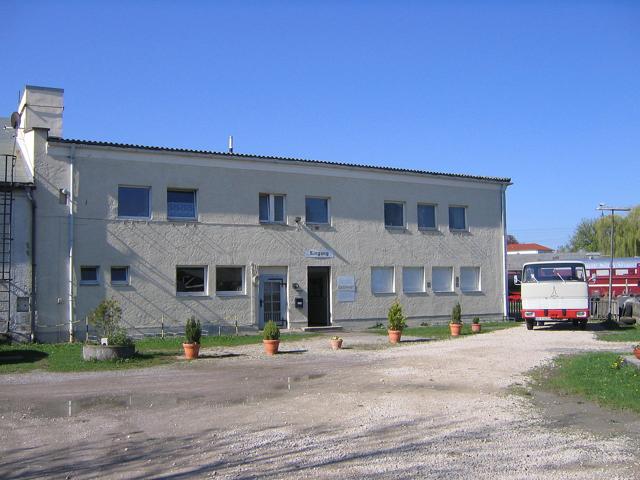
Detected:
[
  {"left": 304, "top": 249, "right": 334, "bottom": 259},
  {"left": 337, "top": 275, "right": 356, "bottom": 302}
]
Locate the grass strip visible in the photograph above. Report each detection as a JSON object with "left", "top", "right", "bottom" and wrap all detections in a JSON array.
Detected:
[
  {"left": 534, "top": 352, "right": 640, "bottom": 413},
  {"left": 369, "top": 321, "right": 520, "bottom": 340},
  {"left": 596, "top": 324, "right": 640, "bottom": 343}
]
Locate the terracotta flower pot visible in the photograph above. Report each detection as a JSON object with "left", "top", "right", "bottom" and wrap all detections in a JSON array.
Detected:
[
  {"left": 471, "top": 323, "right": 481, "bottom": 333},
  {"left": 449, "top": 323, "right": 462, "bottom": 336},
  {"left": 388, "top": 330, "right": 402, "bottom": 344},
  {"left": 634, "top": 347, "right": 640, "bottom": 360},
  {"left": 263, "top": 339, "right": 280, "bottom": 355},
  {"left": 182, "top": 342, "right": 200, "bottom": 359},
  {"left": 330, "top": 339, "right": 343, "bottom": 350}
]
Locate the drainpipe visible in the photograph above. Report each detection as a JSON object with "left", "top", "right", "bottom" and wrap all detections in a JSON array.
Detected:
[
  {"left": 26, "top": 187, "right": 36, "bottom": 342},
  {"left": 500, "top": 184, "right": 508, "bottom": 320},
  {"left": 68, "top": 145, "right": 75, "bottom": 342}
]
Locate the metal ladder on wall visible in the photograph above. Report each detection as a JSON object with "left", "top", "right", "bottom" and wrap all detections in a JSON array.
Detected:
[{"left": 0, "top": 154, "right": 15, "bottom": 334}]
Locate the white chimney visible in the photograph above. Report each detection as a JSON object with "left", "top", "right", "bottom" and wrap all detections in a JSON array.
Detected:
[{"left": 18, "top": 85, "right": 64, "bottom": 138}]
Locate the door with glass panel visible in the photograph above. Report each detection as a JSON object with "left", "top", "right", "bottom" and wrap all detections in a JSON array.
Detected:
[{"left": 258, "top": 275, "right": 286, "bottom": 328}]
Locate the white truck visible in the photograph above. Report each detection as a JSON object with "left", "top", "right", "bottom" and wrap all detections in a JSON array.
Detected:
[{"left": 517, "top": 261, "right": 590, "bottom": 331}]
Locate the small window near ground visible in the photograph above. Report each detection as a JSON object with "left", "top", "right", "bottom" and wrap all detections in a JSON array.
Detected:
[
  {"left": 418, "top": 204, "right": 436, "bottom": 230},
  {"left": 305, "top": 197, "right": 329, "bottom": 224},
  {"left": 167, "top": 189, "right": 197, "bottom": 220},
  {"left": 432, "top": 267, "right": 453, "bottom": 292},
  {"left": 460, "top": 267, "right": 480, "bottom": 292},
  {"left": 176, "top": 266, "right": 207, "bottom": 295},
  {"left": 118, "top": 186, "right": 150, "bottom": 219},
  {"left": 384, "top": 202, "right": 405, "bottom": 228},
  {"left": 259, "top": 194, "right": 286, "bottom": 223},
  {"left": 111, "top": 266, "right": 130, "bottom": 286},
  {"left": 216, "top": 267, "right": 245, "bottom": 294},
  {"left": 80, "top": 266, "right": 99, "bottom": 285},
  {"left": 371, "top": 267, "right": 395, "bottom": 294},
  {"left": 449, "top": 206, "right": 467, "bottom": 231},
  {"left": 403, "top": 267, "right": 425, "bottom": 293}
]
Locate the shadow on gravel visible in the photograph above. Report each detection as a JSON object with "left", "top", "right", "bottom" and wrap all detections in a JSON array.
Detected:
[{"left": 0, "top": 350, "right": 48, "bottom": 365}]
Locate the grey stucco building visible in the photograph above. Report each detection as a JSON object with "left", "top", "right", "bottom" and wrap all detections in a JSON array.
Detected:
[{"left": 6, "top": 85, "right": 511, "bottom": 342}]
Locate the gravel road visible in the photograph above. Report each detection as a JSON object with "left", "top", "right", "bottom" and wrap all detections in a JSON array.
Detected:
[{"left": 1, "top": 325, "right": 639, "bottom": 479}]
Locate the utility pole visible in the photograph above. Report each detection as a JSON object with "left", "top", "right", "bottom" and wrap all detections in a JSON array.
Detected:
[{"left": 596, "top": 204, "right": 631, "bottom": 321}]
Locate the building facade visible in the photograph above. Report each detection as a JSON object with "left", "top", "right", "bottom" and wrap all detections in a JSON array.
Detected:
[{"left": 9, "top": 86, "right": 511, "bottom": 342}]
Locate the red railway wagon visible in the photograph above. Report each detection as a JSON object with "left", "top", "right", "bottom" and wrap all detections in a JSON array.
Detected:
[{"left": 583, "top": 258, "right": 640, "bottom": 298}]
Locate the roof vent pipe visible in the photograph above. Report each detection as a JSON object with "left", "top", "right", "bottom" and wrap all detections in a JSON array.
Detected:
[{"left": 228, "top": 135, "right": 233, "bottom": 154}]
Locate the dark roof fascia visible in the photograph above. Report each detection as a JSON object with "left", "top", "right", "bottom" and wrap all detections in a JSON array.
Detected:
[{"left": 48, "top": 137, "right": 512, "bottom": 185}]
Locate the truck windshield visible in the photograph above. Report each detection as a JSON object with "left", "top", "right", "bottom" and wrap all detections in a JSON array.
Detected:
[{"left": 522, "top": 263, "right": 586, "bottom": 283}]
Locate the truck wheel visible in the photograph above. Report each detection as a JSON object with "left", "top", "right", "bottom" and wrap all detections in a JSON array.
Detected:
[
  {"left": 572, "top": 320, "right": 579, "bottom": 328},
  {"left": 579, "top": 319, "right": 587, "bottom": 330},
  {"left": 526, "top": 319, "right": 534, "bottom": 330}
]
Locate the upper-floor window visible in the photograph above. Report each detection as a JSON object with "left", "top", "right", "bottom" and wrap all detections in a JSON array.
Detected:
[
  {"left": 418, "top": 204, "right": 436, "bottom": 230},
  {"left": 384, "top": 201, "right": 405, "bottom": 228},
  {"left": 167, "top": 189, "right": 197, "bottom": 220},
  {"left": 305, "top": 197, "right": 330, "bottom": 225},
  {"left": 449, "top": 206, "right": 467, "bottom": 231},
  {"left": 259, "top": 194, "right": 285, "bottom": 224},
  {"left": 118, "top": 186, "right": 150, "bottom": 219}
]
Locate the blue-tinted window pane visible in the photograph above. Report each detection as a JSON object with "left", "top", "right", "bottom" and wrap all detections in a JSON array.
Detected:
[
  {"left": 418, "top": 204, "right": 436, "bottom": 229},
  {"left": 306, "top": 198, "right": 328, "bottom": 224},
  {"left": 80, "top": 266, "right": 98, "bottom": 283},
  {"left": 449, "top": 206, "right": 466, "bottom": 230},
  {"left": 118, "top": 187, "right": 150, "bottom": 218},
  {"left": 384, "top": 202, "right": 404, "bottom": 227},
  {"left": 167, "top": 190, "right": 196, "bottom": 219},
  {"left": 259, "top": 194, "right": 269, "bottom": 222},
  {"left": 111, "top": 267, "right": 128, "bottom": 284},
  {"left": 274, "top": 195, "right": 284, "bottom": 222}
]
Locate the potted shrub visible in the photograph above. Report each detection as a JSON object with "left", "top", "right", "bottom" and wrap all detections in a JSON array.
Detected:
[
  {"left": 471, "top": 317, "right": 481, "bottom": 333},
  {"left": 387, "top": 300, "right": 407, "bottom": 344},
  {"left": 330, "top": 336, "right": 343, "bottom": 350},
  {"left": 183, "top": 316, "right": 201, "bottom": 359},
  {"left": 449, "top": 302, "right": 462, "bottom": 336},
  {"left": 633, "top": 344, "right": 640, "bottom": 360},
  {"left": 83, "top": 298, "right": 135, "bottom": 361},
  {"left": 263, "top": 320, "right": 280, "bottom": 355}
]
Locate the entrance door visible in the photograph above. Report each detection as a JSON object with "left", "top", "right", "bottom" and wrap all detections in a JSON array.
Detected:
[
  {"left": 307, "top": 267, "right": 330, "bottom": 326},
  {"left": 259, "top": 275, "right": 286, "bottom": 328}
]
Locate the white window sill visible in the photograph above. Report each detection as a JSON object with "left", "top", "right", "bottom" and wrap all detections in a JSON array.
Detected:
[
  {"left": 461, "top": 289, "right": 482, "bottom": 293},
  {"left": 176, "top": 292, "right": 208, "bottom": 297},
  {"left": 433, "top": 290, "right": 454, "bottom": 294},
  {"left": 111, "top": 282, "right": 130, "bottom": 287},
  {"left": 449, "top": 228, "right": 469, "bottom": 233},
  {"left": 259, "top": 221, "right": 287, "bottom": 226},
  {"left": 79, "top": 282, "right": 99, "bottom": 286},
  {"left": 403, "top": 290, "right": 427, "bottom": 294},
  {"left": 385, "top": 225, "right": 406, "bottom": 230},
  {"left": 418, "top": 227, "right": 438, "bottom": 232},
  {"left": 372, "top": 291, "right": 395, "bottom": 295},
  {"left": 216, "top": 291, "right": 247, "bottom": 297},
  {"left": 118, "top": 216, "right": 152, "bottom": 221}
]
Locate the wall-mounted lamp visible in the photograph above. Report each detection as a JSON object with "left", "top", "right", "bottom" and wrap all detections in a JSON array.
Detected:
[
  {"left": 292, "top": 282, "right": 301, "bottom": 290},
  {"left": 295, "top": 216, "right": 302, "bottom": 223}
]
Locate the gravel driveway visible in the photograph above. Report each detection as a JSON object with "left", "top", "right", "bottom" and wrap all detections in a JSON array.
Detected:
[{"left": 1, "top": 325, "right": 639, "bottom": 479}]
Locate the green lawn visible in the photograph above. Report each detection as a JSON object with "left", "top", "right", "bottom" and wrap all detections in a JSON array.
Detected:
[
  {"left": 370, "top": 321, "right": 520, "bottom": 340},
  {"left": 596, "top": 324, "right": 640, "bottom": 343},
  {"left": 534, "top": 352, "right": 640, "bottom": 413},
  {"left": 0, "top": 333, "right": 317, "bottom": 374}
]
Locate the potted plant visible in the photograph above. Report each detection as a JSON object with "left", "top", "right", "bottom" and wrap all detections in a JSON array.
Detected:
[
  {"left": 387, "top": 300, "right": 407, "bottom": 344},
  {"left": 183, "top": 316, "right": 201, "bottom": 359},
  {"left": 263, "top": 320, "right": 280, "bottom": 355},
  {"left": 449, "top": 302, "right": 462, "bottom": 336},
  {"left": 83, "top": 298, "right": 136, "bottom": 361},
  {"left": 471, "top": 317, "right": 481, "bottom": 333},
  {"left": 633, "top": 344, "right": 640, "bottom": 360},
  {"left": 330, "top": 336, "right": 343, "bottom": 350}
]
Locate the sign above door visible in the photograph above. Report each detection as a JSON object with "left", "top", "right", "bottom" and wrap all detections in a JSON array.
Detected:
[{"left": 304, "top": 249, "right": 334, "bottom": 259}]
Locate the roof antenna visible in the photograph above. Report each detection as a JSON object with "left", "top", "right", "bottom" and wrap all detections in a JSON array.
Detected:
[{"left": 228, "top": 135, "right": 233, "bottom": 154}]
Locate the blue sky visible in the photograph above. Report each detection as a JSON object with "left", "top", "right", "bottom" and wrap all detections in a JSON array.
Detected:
[{"left": 2, "top": 1, "right": 638, "bottom": 248}]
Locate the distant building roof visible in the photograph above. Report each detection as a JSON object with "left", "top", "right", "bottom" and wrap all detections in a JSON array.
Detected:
[{"left": 507, "top": 243, "right": 554, "bottom": 253}]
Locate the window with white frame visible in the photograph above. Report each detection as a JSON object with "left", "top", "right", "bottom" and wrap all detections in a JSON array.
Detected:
[
  {"left": 167, "top": 189, "right": 197, "bottom": 220},
  {"left": 259, "top": 194, "right": 286, "bottom": 223},
  {"left": 371, "top": 267, "right": 395, "bottom": 294},
  {"left": 110, "top": 266, "right": 130, "bottom": 286},
  {"left": 118, "top": 186, "right": 151, "bottom": 219},
  {"left": 460, "top": 267, "right": 481, "bottom": 292},
  {"left": 432, "top": 267, "right": 453, "bottom": 292},
  {"left": 176, "top": 266, "right": 207, "bottom": 295},
  {"left": 384, "top": 201, "right": 405, "bottom": 228},
  {"left": 305, "top": 197, "right": 330, "bottom": 224},
  {"left": 80, "top": 266, "right": 99, "bottom": 285},
  {"left": 216, "top": 266, "right": 245, "bottom": 294},
  {"left": 403, "top": 267, "right": 425, "bottom": 293},
  {"left": 449, "top": 206, "right": 467, "bottom": 231},
  {"left": 417, "top": 204, "right": 436, "bottom": 230}
]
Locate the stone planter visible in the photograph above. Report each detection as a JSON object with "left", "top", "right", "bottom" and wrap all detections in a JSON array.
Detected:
[{"left": 82, "top": 344, "right": 135, "bottom": 361}]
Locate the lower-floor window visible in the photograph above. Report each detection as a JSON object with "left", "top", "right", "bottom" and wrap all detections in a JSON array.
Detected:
[
  {"left": 216, "top": 266, "right": 244, "bottom": 294},
  {"left": 432, "top": 266, "right": 453, "bottom": 292},
  {"left": 371, "top": 267, "right": 395, "bottom": 294},
  {"left": 460, "top": 266, "right": 481, "bottom": 292},
  {"left": 176, "top": 266, "right": 207, "bottom": 295},
  {"left": 80, "top": 266, "right": 99, "bottom": 285},
  {"left": 403, "top": 267, "right": 425, "bottom": 293}
]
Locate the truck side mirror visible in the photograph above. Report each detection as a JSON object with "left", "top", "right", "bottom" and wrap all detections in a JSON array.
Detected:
[
  {"left": 589, "top": 274, "right": 597, "bottom": 283},
  {"left": 513, "top": 274, "right": 520, "bottom": 285}
]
